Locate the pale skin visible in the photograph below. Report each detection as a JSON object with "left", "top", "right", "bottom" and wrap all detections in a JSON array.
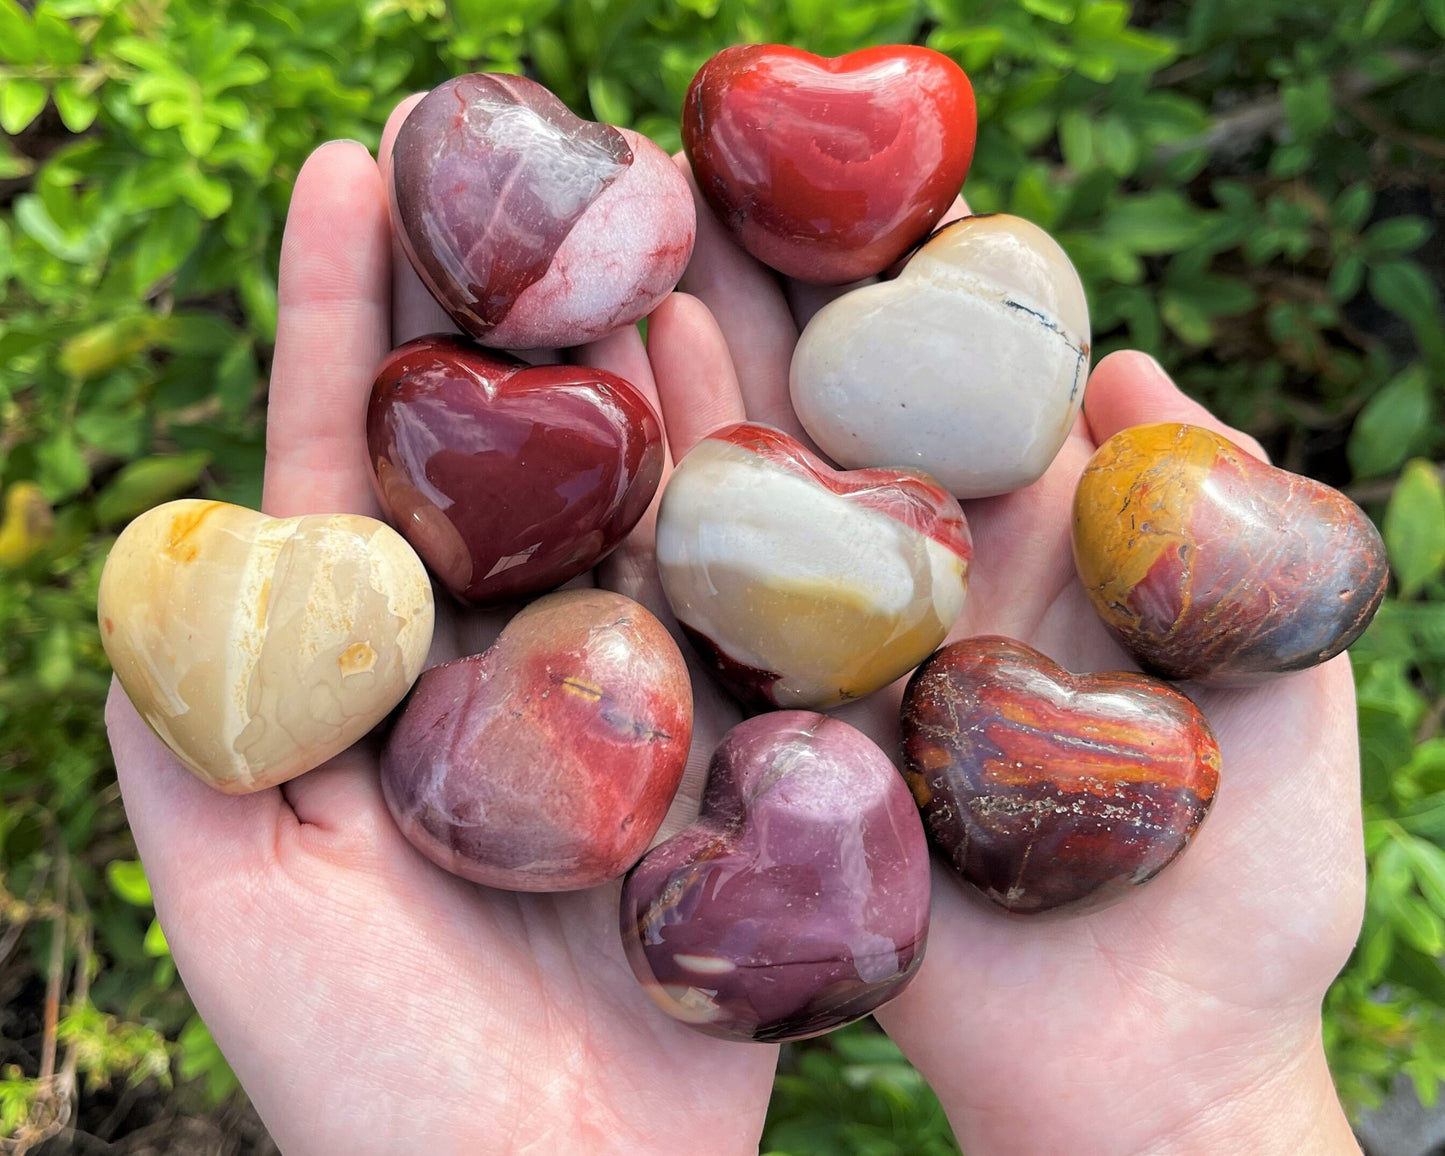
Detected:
[{"left": 106, "top": 94, "right": 1366, "bottom": 1155}]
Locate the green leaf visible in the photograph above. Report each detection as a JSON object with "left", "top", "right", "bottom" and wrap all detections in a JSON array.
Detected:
[
  {"left": 1370, "top": 261, "right": 1443, "bottom": 340},
  {"left": 1429, "top": 0, "right": 1445, "bottom": 37},
  {"left": 1384, "top": 460, "right": 1445, "bottom": 598},
  {"left": 1394, "top": 895, "right": 1445, "bottom": 956},
  {"left": 1281, "top": 74, "right": 1332, "bottom": 137},
  {"left": 1403, "top": 837, "right": 1445, "bottom": 914},
  {"left": 1334, "top": 184, "right": 1375, "bottom": 231},
  {"left": 106, "top": 859, "right": 153, "bottom": 906},
  {"left": 143, "top": 918, "right": 169, "bottom": 957},
  {"left": 1348, "top": 366, "right": 1433, "bottom": 479},
  {"left": 587, "top": 73, "right": 631, "bottom": 126},
  {"left": 34, "top": 9, "right": 83, "bottom": 66},
  {"left": 0, "top": 78, "right": 49, "bottom": 134},
  {"left": 1107, "top": 191, "right": 1215, "bottom": 254},
  {"left": 1058, "top": 109, "right": 1094, "bottom": 172},
  {"left": 1364, "top": 216, "right": 1433, "bottom": 258},
  {"left": 35, "top": 430, "right": 90, "bottom": 500},
  {"left": 1022, "top": 0, "right": 1074, "bottom": 21},
  {"left": 51, "top": 78, "right": 99, "bottom": 133},
  {"left": 94, "top": 452, "right": 211, "bottom": 526},
  {"left": 132, "top": 206, "right": 202, "bottom": 290},
  {"left": 0, "top": 0, "right": 40, "bottom": 64}
]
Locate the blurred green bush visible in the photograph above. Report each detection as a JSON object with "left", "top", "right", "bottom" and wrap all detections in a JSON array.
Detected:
[{"left": 1, "top": 0, "right": 1442, "bottom": 1149}]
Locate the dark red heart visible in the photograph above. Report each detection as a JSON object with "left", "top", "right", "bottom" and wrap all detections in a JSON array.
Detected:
[
  {"left": 900, "top": 636, "right": 1221, "bottom": 914},
  {"left": 683, "top": 45, "right": 976, "bottom": 284},
  {"left": 367, "top": 335, "right": 664, "bottom": 605}
]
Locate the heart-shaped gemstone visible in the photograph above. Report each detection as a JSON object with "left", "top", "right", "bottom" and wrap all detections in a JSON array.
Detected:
[
  {"left": 368, "top": 335, "right": 665, "bottom": 606},
  {"left": 98, "top": 500, "right": 434, "bottom": 794},
  {"left": 1072, "top": 423, "right": 1390, "bottom": 684},
  {"left": 382, "top": 590, "right": 692, "bottom": 892},
  {"left": 683, "top": 45, "right": 976, "bottom": 284},
  {"left": 791, "top": 214, "right": 1091, "bottom": 499},
  {"left": 900, "top": 636, "right": 1220, "bottom": 913},
  {"left": 621, "top": 711, "right": 930, "bottom": 1041},
  {"left": 391, "top": 74, "right": 694, "bottom": 349},
  {"left": 655, "top": 423, "right": 971, "bottom": 710}
]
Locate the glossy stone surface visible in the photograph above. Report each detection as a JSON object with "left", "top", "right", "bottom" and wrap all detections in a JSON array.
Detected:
[
  {"left": 901, "top": 636, "right": 1220, "bottom": 913},
  {"left": 791, "top": 214, "right": 1091, "bottom": 500},
  {"left": 621, "top": 712, "right": 930, "bottom": 1042},
  {"left": 391, "top": 73, "right": 695, "bottom": 349},
  {"left": 655, "top": 423, "right": 971, "bottom": 710},
  {"left": 1072, "top": 423, "right": 1390, "bottom": 685},
  {"left": 99, "top": 500, "right": 434, "bottom": 794},
  {"left": 682, "top": 45, "right": 975, "bottom": 284},
  {"left": 381, "top": 590, "right": 691, "bottom": 892},
  {"left": 368, "top": 335, "right": 665, "bottom": 606}
]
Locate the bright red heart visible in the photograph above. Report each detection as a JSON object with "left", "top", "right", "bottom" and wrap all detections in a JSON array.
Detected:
[
  {"left": 367, "top": 335, "right": 664, "bottom": 606},
  {"left": 682, "top": 45, "right": 976, "bottom": 284}
]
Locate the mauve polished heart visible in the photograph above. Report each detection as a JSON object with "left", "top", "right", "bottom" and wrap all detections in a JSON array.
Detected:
[
  {"left": 367, "top": 335, "right": 664, "bottom": 606},
  {"left": 390, "top": 73, "right": 694, "bottom": 349}
]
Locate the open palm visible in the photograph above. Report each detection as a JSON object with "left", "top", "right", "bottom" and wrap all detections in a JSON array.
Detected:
[
  {"left": 107, "top": 91, "right": 1366, "bottom": 1154},
  {"left": 648, "top": 161, "right": 1365, "bottom": 1153},
  {"left": 105, "top": 112, "right": 777, "bottom": 1156}
]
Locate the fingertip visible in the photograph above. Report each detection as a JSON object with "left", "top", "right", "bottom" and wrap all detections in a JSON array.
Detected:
[
  {"left": 575, "top": 323, "right": 658, "bottom": 408},
  {"left": 378, "top": 92, "right": 428, "bottom": 171},
  {"left": 1082, "top": 350, "right": 1269, "bottom": 462},
  {"left": 647, "top": 292, "right": 746, "bottom": 458}
]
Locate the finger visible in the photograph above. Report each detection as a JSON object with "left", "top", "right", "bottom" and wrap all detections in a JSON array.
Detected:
[
  {"left": 646, "top": 293, "right": 746, "bottom": 459},
  {"left": 674, "top": 155, "right": 805, "bottom": 438},
  {"left": 378, "top": 92, "right": 461, "bottom": 347},
  {"left": 1083, "top": 351, "right": 1270, "bottom": 462},
  {"left": 263, "top": 141, "right": 392, "bottom": 519}
]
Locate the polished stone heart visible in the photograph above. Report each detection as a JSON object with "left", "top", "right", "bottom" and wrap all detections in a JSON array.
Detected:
[
  {"left": 900, "top": 636, "right": 1220, "bottom": 913},
  {"left": 98, "top": 500, "right": 434, "bottom": 794},
  {"left": 683, "top": 45, "right": 975, "bottom": 284},
  {"left": 791, "top": 214, "right": 1091, "bottom": 499},
  {"left": 621, "top": 711, "right": 930, "bottom": 1041},
  {"left": 382, "top": 590, "right": 692, "bottom": 892},
  {"left": 655, "top": 422, "right": 971, "bottom": 710},
  {"left": 368, "top": 335, "right": 665, "bottom": 606},
  {"left": 391, "top": 73, "right": 694, "bottom": 349},
  {"left": 1072, "top": 423, "right": 1390, "bottom": 685}
]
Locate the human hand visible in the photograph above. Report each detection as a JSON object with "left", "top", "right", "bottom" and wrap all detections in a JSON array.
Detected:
[
  {"left": 104, "top": 106, "right": 778, "bottom": 1156},
  {"left": 647, "top": 162, "right": 1366, "bottom": 1154}
]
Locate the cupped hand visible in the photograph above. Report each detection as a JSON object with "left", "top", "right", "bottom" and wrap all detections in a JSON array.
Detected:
[
  {"left": 649, "top": 161, "right": 1366, "bottom": 1154},
  {"left": 104, "top": 111, "right": 777, "bottom": 1156}
]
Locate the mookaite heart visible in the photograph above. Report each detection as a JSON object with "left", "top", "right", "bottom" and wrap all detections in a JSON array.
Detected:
[
  {"left": 1072, "top": 423, "right": 1390, "bottom": 685},
  {"left": 655, "top": 423, "right": 971, "bottom": 710},
  {"left": 382, "top": 590, "right": 692, "bottom": 892},
  {"left": 683, "top": 45, "right": 975, "bottom": 284},
  {"left": 900, "top": 636, "right": 1220, "bottom": 913},
  {"left": 390, "top": 73, "right": 694, "bottom": 349},
  {"left": 621, "top": 711, "right": 930, "bottom": 1042},
  {"left": 791, "top": 213, "right": 1091, "bottom": 500},
  {"left": 368, "top": 335, "right": 664, "bottom": 606},
  {"left": 98, "top": 500, "right": 434, "bottom": 794}
]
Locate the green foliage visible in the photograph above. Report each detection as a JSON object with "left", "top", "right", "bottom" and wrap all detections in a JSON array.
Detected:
[
  {"left": 1, "top": 0, "right": 1443, "bottom": 1143},
  {"left": 763, "top": 1024, "right": 959, "bottom": 1156}
]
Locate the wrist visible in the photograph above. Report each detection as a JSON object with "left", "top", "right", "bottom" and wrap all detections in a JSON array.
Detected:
[{"left": 893, "top": 1006, "right": 1358, "bottom": 1156}]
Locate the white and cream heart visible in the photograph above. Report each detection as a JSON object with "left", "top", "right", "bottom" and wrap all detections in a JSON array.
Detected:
[
  {"left": 790, "top": 213, "right": 1091, "bottom": 500},
  {"left": 99, "top": 500, "right": 434, "bottom": 793}
]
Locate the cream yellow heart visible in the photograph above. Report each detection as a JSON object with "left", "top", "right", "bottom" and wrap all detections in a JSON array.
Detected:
[{"left": 99, "top": 500, "right": 435, "bottom": 794}]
